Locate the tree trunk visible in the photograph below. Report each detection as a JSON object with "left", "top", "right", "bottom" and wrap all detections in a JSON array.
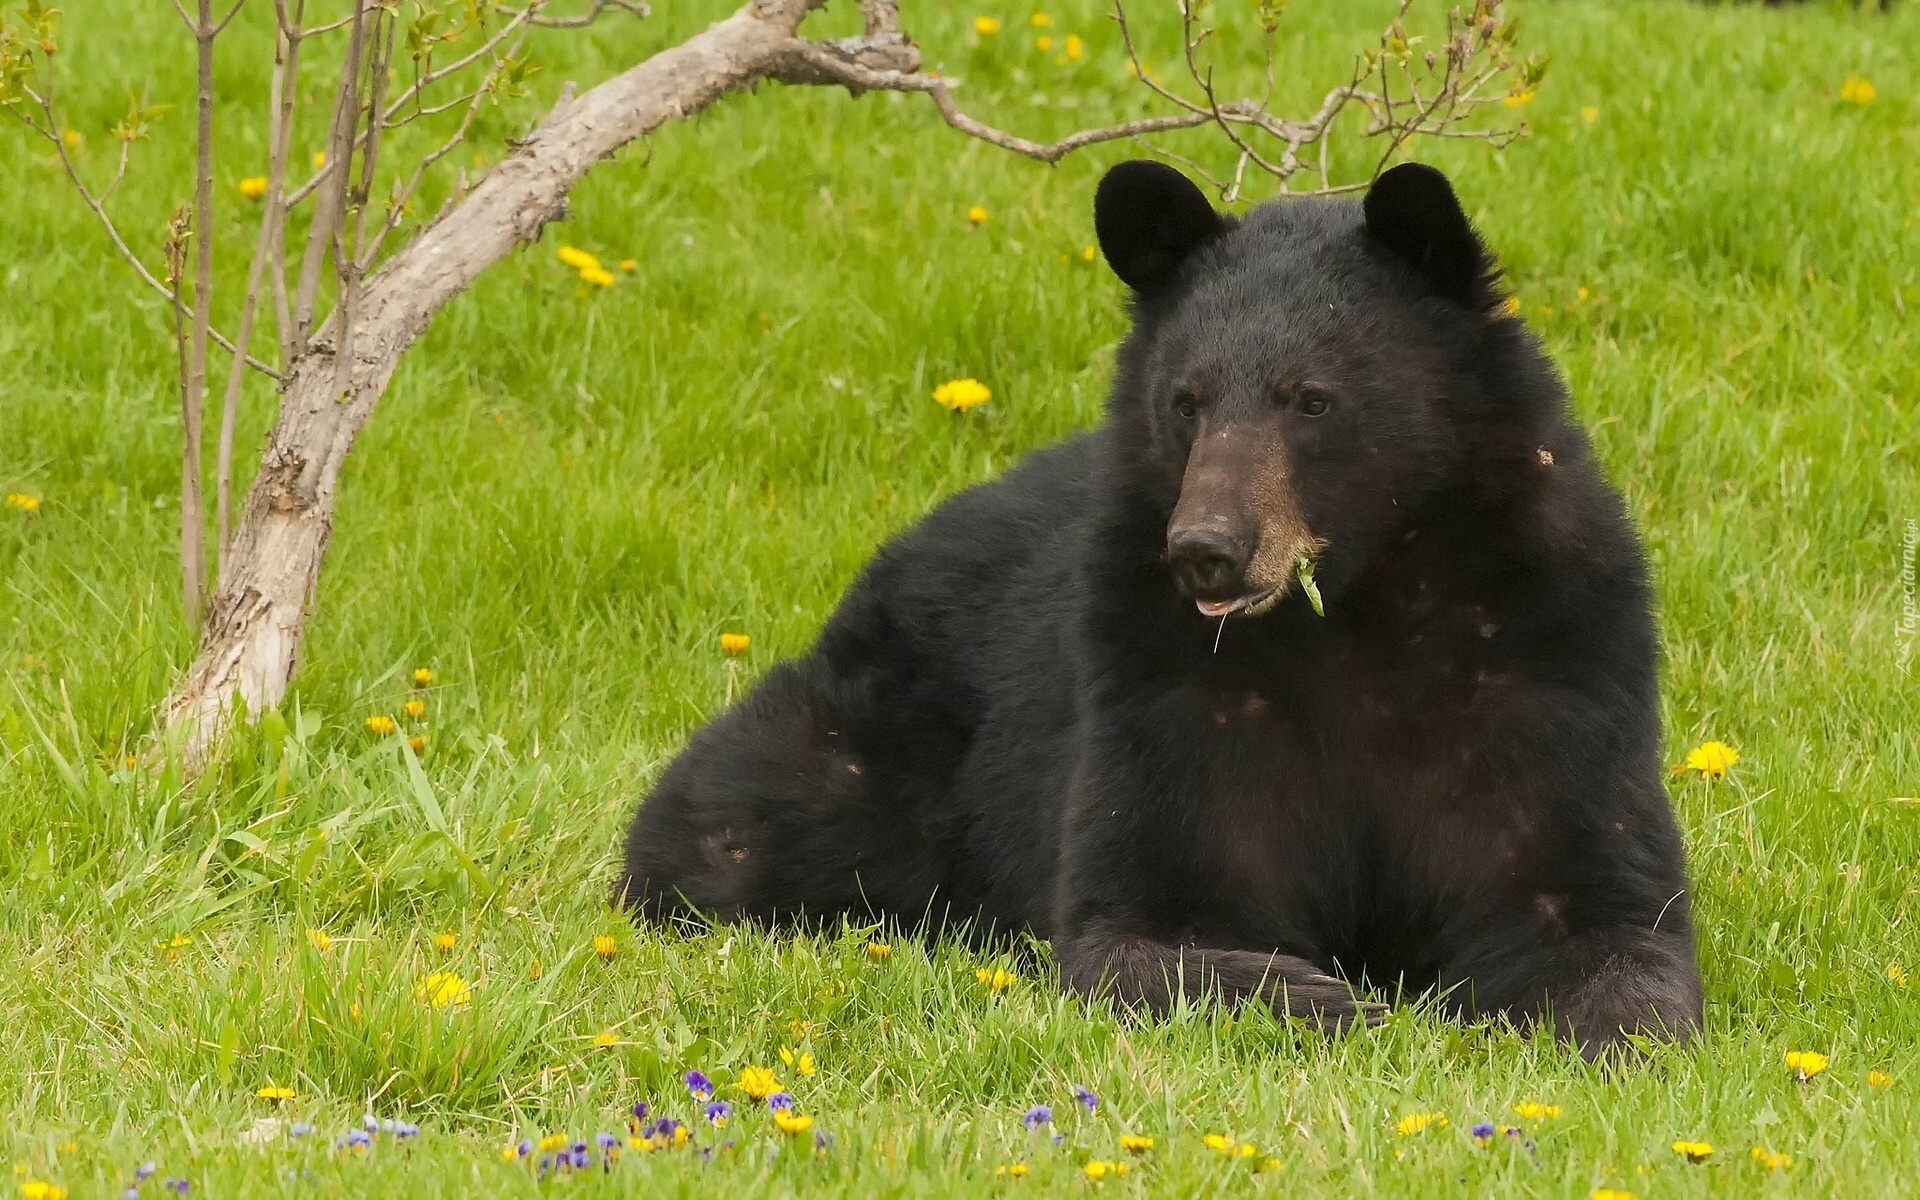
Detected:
[{"left": 162, "top": 0, "right": 901, "bottom": 760}]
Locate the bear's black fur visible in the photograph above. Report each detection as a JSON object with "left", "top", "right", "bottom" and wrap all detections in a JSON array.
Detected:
[{"left": 618, "top": 161, "right": 1703, "bottom": 1056}]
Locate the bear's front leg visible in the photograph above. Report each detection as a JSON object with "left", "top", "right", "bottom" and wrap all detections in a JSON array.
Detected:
[
  {"left": 1449, "top": 920, "right": 1702, "bottom": 1060},
  {"left": 1544, "top": 929, "right": 1703, "bottom": 1059},
  {"left": 1057, "top": 928, "right": 1386, "bottom": 1031}
]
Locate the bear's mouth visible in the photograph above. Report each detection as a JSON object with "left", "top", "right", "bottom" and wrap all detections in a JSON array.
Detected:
[{"left": 1195, "top": 586, "right": 1284, "bottom": 619}]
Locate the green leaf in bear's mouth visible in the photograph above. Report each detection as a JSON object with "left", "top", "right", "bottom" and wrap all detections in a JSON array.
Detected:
[{"left": 1298, "top": 555, "right": 1324, "bottom": 617}]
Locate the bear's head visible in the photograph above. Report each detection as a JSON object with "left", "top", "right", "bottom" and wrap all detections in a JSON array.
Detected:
[{"left": 1096, "top": 159, "right": 1509, "bottom": 619}]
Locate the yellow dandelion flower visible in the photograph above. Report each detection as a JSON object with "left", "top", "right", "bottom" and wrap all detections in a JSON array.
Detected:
[
  {"left": 1785, "top": 1050, "right": 1829, "bottom": 1079},
  {"left": 312, "top": 149, "right": 326, "bottom": 167},
  {"left": 1513, "top": 1102, "right": 1562, "bottom": 1122},
  {"left": 431, "top": 930, "right": 458, "bottom": 952},
  {"left": 737, "top": 1065, "right": 781, "bottom": 1100},
  {"left": 866, "top": 941, "right": 893, "bottom": 961},
  {"left": 556, "top": 245, "right": 601, "bottom": 272},
  {"left": 1671, "top": 1140, "right": 1714, "bottom": 1162},
  {"left": 580, "top": 265, "right": 616, "bottom": 288},
  {"left": 1682, "top": 740, "right": 1738, "bottom": 778},
  {"left": 1887, "top": 962, "right": 1907, "bottom": 988},
  {"left": 1590, "top": 1191, "right": 1637, "bottom": 1200},
  {"left": 1083, "top": 1160, "right": 1128, "bottom": 1180},
  {"left": 1065, "top": 34, "right": 1082, "bottom": 60},
  {"left": 365, "top": 714, "right": 396, "bottom": 736},
  {"left": 304, "top": 928, "right": 333, "bottom": 951},
  {"left": 593, "top": 934, "right": 619, "bottom": 960},
  {"left": 1500, "top": 295, "right": 1522, "bottom": 317},
  {"left": 1119, "top": 1135, "right": 1154, "bottom": 1154},
  {"left": 5, "top": 493, "right": 42, "bottom": 514},
  {"left": 409, "top": 734, "right": 428, "bottom": 754},
  {"left": 20, "top": 1182, "right": 68, "bottom": 1200},
  {"left": 1750, "top": 1146, "right": 1791, "bottom": 1171},
  {"left": 1840, "top": 77, "right": 1875, "bottom": 105},
  {"left": 593, "top": 1029, "right": 621, "bottom": 1048},
  {"left": 1035, "top": 34, "right": 1051, "bottom": 51},
  {"left": 1868, "top": 1070, "right": 1894, "bottom": 1089},
  {"left": 402, "top": 698, "right": 426, "bottom": 720},
  {"left": 237, "top": 176, "right": 268, "bottom": 200},
  {"left": 995, "top": 1163, "right": 1030, "bottom": 1176},
  {"left": 967, "top": 204, "right": 989, "bottom": 226},
  {"left": 773, "top": 1110, "right": 814, "bottom": 1136},
  {"left": 975, "top": 966, "right": 1017, "bottom": 991},
  {"left": 973, "top": 16, "right": 1002, "bottom": 35},
  {"left": 415, "top": 970, "right": 471, "bottom": 1009},
  {"left": 54, "top": 1144, "right": 75, "bottom": 1157},
  {"left": 539, "top": 1134, "right": 570, "bottom": 1153},
  {"left": 619, "top": 259, "right": 637, "bottom": 272},
  {"left": 934, "top": 378, "right": 992, "bottom": 412},
  {"left": 412, "top": 667, "right": 433, "bottom": 686},
  {"left": 1580, "top": 105, "right": 1599, "bottom": 123},
  {"left": 61, "top": 129, "right": 82, "bottom": 149},
  {"left": 777, "top": 1046, "right": 818, "bottom": 1075},
  {"left": 1030, "top": 12, "right": 1052, "bottom": 26},
  {"left": 627, "top": 1135, "right": 655, "bottom": 1153},
  {"left": 1202, "top": 1133, "right": 1237, "bottom": 1153},
  {"left": 789, "top": 1019, "right": 813, "bottom": 1040},
  {"left": 1576, "top": 287, "right": 1590, "bottom": 302},
  {"left": 1503, "top": 89, "right": 1535, "bottom": 107},
  {"left": 1395, "top": 1112, "right": 1447, "bottom": 1137},
  {"left": 528, "top": 957, "right": 544, "bottom": 980},
  {"left": 720, "top": 632, "right": 751, "bottom": 656},
  {"left": 255, "top": 1085, "right": 296, "bottom": 1100}
]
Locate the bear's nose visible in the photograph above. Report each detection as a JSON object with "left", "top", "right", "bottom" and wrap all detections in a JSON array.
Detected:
[{"left": 1167, "top": 525, "right": 1250, "bottom": 596}]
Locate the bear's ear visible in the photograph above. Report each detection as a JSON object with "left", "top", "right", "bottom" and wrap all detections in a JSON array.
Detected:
[
  {"left": 1362, "top": 162, "right": 1494, "bottom": 307},
  {"left": 1095, "top": 160, "right": 1224, "bottom": 294}
]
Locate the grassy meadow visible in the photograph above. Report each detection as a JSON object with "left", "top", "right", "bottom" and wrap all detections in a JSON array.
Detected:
[{"left": 3, "top": 0, "right": 1919, "bottom": 1194}]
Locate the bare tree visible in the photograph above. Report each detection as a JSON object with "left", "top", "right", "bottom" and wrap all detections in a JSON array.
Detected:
[{"left": 0, "top": 0, "right": 1531, "bottom": 766}]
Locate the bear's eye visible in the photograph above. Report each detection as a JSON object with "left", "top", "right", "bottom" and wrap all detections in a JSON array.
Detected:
[
  {"left": 1173, "top": 388, "right": 1199, "bottom": 419},
  {"left": 1297, "top": 387, "right": 1332, "bottom": 417}
]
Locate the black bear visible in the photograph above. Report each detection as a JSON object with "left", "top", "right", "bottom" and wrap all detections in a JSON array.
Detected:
[{"left": 617, "top": 160, "right": 1703, "bottom": 1056}]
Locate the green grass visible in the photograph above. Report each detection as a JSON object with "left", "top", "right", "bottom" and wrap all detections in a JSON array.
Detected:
[{"left": 3, "top": 0, "right": 1919, "bottom": 1194}]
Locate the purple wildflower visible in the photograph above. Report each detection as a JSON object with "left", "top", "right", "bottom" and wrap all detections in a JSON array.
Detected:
[
  {"left": 136, "top": 1164, "right": 157, "bottom": 1181},
  {"left": 767, "top": 1092, "right": 795, "bottom": 1112},
  {"left": 122, "top": 1190, "right": 140, "bottom": 1200},
  {"left": 814, "top": 1129, "right": 835, "bottom": 1151},
  {"left": 705, "top": 1101, "right": 732, "bottom": 1124},
  {"left": 363, "top": 1114, "right": 379, "bottom": 1132},
  {"left": 596, "top": 1132, "right": 618, "bottom": 1150},
  {"left": 685, "top": 1070, "right": 715, "bottom": 1099},
  {"left": 569, "top": 1145, "right": 592, "bottom": 1170},
  {"left": 1470, "top": 1122, "right": 1495, "bottom": 1141},
  {"left": 1072, "top": 1085, "right": 1098, "bottom": 1114},
  {"left": 1023, "top": 1105, "right": 1053, "bottom": 1131},
  {"left": 515, "top": 1139, "right": 534, "bottom": 1159},
  {"left": 646, "top": 1117, "right": 684, "bottom": 1144},
  {"left": 289, "top": 1122, "right": 315, "bottom": 1138},
  {"left": 164, "top": 1180, "right": 190, "bottom": 1195}
]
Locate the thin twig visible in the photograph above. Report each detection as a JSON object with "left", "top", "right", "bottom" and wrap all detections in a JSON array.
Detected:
[
  {"left": 502, "top": 0, "right": 650, "bottom": 27},
  {"left": 293, "top": 0, "right": 369, "bottom": 347}
]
